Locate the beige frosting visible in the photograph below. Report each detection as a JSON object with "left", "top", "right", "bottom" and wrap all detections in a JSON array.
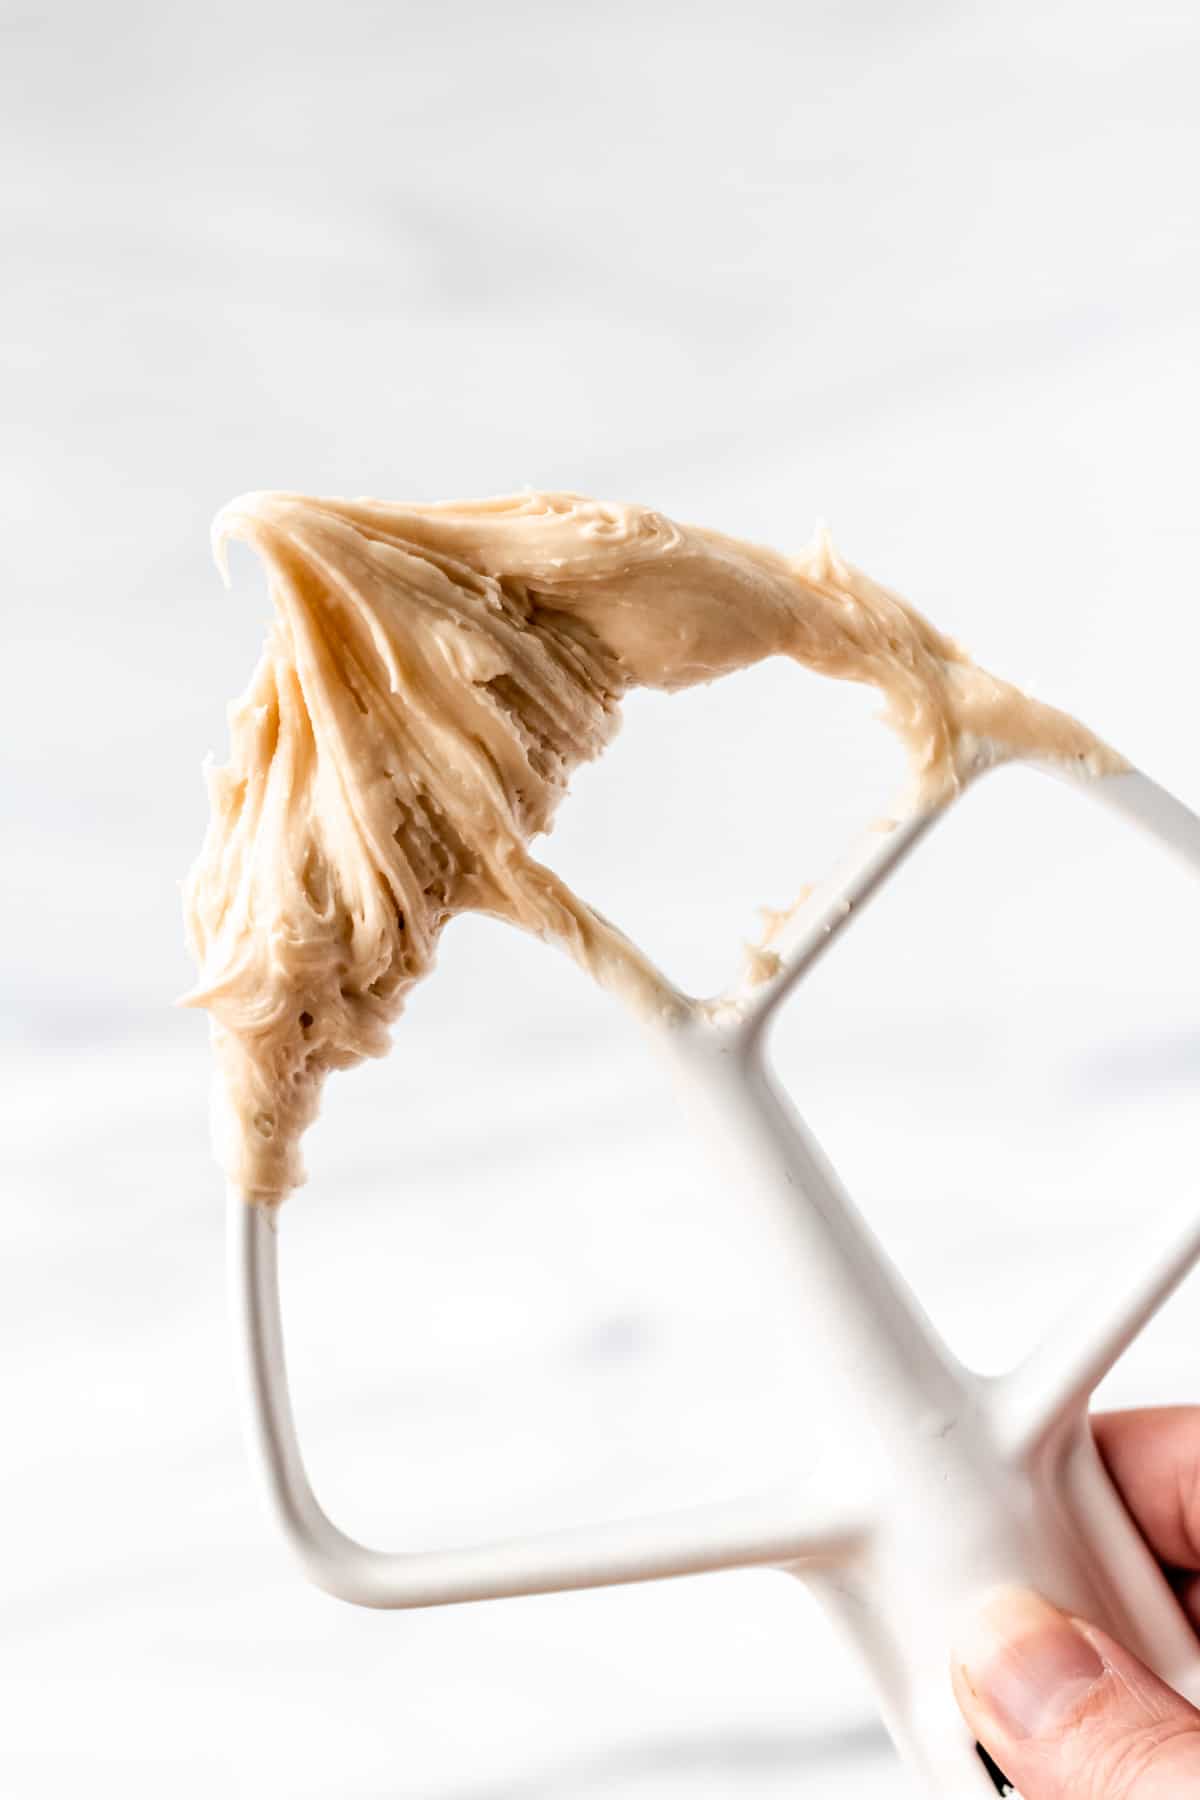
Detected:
[{"left": 182, "top": 490, "right": 1124, "bottom": 1203}]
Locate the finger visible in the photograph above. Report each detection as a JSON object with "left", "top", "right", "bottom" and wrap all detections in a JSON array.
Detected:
[
  {"left": 953, "top": 1587, "right": 1200, "bottom": 1800},
  {"left": 1176, "top": 1571, "right": 1200, "bottom": 1631},
  {"left": 1093, "top": 1408, "right": 1200, "bottom": 1580}
]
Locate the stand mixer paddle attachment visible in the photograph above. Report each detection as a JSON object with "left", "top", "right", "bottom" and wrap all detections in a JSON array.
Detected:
[{"left": 184, "top": 490, "right": 1200, "bottom": 1798}]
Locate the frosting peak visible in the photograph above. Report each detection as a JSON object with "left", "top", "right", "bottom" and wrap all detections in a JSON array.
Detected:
[{"left": 183, "top": 490, "right": 1122, "bottom": 1202}]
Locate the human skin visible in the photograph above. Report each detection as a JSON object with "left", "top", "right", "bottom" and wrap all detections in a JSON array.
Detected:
[{"left": 953, "top": 1407, "right": 1200, "bottom": 1798}]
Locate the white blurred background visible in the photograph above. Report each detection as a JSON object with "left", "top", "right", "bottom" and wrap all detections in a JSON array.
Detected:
[{"left": 4, "top": 2, "right": 1200, "bottom": 1795}]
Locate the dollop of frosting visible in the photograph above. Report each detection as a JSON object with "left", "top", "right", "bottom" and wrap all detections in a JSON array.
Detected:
[{"left": 182, "top": 490, "right": 1123, "bottom": 1202}]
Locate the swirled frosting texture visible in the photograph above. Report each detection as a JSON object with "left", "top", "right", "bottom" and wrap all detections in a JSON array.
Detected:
[{"left": 182, "top": 491, "right": 1122, "bottom": 1201}]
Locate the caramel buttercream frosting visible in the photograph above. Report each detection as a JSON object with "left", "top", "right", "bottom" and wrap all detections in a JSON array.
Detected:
[{"left": 182, "top": 490, "right": 1123, "bottom": 1202}]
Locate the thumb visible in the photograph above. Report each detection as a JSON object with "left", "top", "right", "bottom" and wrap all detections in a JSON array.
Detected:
[{"left": 953, "top": 1588, "right": 1200, "bottom": 1799}]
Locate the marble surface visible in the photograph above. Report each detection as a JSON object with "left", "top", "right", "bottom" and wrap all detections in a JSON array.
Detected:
[{"left": 4, "top": 1, "right": 1200, "bottom": 1794}]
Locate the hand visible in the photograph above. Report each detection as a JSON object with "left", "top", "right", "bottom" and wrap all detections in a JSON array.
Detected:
[{"left": 952, "top": 1408, "right": 1200, "bottom": 1798}]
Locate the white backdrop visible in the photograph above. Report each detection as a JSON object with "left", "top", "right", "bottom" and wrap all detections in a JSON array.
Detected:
[{"left": 4, "top": 2, "right": 1200, "bottom": 1795}]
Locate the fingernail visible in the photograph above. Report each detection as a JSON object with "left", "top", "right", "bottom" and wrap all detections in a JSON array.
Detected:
[{"left": 956, "top": 1588, "right": 1105, "bottom": 1739}]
